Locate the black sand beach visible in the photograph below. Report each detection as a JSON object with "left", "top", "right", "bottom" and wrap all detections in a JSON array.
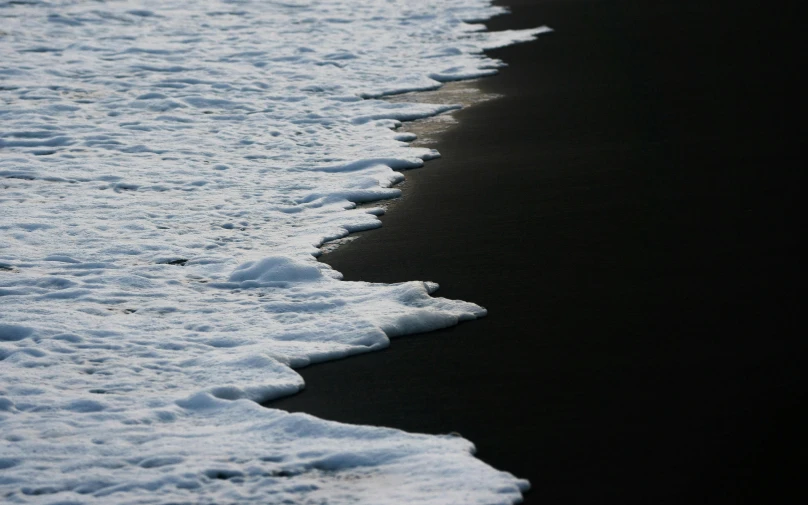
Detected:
[{"left": 271, "top": 1, "right": 803, "bottom": 503}]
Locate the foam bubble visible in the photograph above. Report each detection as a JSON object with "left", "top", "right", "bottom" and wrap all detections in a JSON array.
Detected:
[{"left": 0, "top": 0, "right": 548, "bottom": 503}]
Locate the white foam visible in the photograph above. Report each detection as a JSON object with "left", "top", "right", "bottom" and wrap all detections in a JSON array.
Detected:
[{"left": 1, "top": 0, "right": 548, "bottom": 502}]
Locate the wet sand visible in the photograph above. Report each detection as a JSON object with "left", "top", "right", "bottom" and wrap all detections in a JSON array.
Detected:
[{"left": 270, "top": 1, "right": 803, "bottom": 503}]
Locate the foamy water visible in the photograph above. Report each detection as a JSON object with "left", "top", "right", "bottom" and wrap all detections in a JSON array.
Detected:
[{"left": 0, "top": 1, "right": 548, "bottom": 502}]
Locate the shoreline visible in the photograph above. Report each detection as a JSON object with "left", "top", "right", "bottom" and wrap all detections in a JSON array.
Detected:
[
  {"left": 320, "top": 79, "right": 501, "bottom": 255},
  {"left": 271, "top": 1, "right": 802, "bottom": 503}
]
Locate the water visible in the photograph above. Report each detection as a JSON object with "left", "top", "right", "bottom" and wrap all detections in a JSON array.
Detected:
[{"left": 0, "top": 1, "right": 547, "bottom": 502}]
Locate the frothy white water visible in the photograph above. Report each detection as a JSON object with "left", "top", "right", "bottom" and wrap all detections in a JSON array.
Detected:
[{"left": 0, "top": 0, "right": 548, "bottom": 502}]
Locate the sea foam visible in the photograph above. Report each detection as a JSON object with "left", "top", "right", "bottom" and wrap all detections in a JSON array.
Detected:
[{"left": 0, "top": 0, "right": 548, "bottom": 503}]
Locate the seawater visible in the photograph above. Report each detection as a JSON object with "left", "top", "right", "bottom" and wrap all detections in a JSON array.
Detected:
[{"left": 0, "top": 1, "right": 548, "bottom": 502}]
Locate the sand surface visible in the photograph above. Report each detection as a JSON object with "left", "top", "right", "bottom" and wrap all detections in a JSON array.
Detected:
[{"left": 271, "top": 1, "right": 803, "bottom": 502}]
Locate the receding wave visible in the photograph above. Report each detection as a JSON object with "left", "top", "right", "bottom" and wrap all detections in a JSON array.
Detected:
[{"left": 0, "top": 0, "right": 549, "bottom": 502}]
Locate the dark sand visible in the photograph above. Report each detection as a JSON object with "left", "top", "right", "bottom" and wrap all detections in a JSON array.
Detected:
[{"left": 270, "top": 1, "right": 803, "bottom": 503}]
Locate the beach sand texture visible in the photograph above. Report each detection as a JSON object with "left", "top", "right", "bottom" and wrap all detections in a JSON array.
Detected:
[{"left": 271, "top": 0, "right": 803, "bottom": 503}]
